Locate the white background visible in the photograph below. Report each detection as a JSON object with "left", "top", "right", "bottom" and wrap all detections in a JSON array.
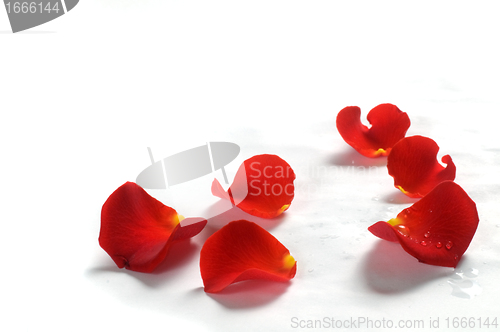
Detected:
[{"left": 1, "top": 1, "right": 500, "bottom": 331}]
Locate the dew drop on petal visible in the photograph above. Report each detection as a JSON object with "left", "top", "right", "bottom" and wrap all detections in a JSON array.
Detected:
[
  {"left": 394, "top": 224, "right": 410, "bottom": 237},
  {"left": 420, "top": 241, "right": 427, "bottom": 246},
  {"left": 446, "top": 241, "right": 454, "bottom": 250},
  {"left": 436, "top": 242, "right": 443, "bottom": 249},
  {"left": 424, "top": 231, "right": 430, "bottom": 238}
]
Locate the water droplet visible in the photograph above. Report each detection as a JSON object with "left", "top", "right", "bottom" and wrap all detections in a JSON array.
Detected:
[
  {"left": 449, "top": 271, "right": 463, "bottom": 280},
  {"left": 446, "top": 241, "right": 454, "bottom": 250},
  {"left": 308, "top": 268, "right": 314, "bottom": 273},
  {"left": 448, "top": 269, "right": 482, "bottom": 299},
  {"left": 436, "top": 242, "right": 443, "bottom": 249},
  {"left": 464, "top": 268, "right": 479, "bottom": 278},
  {"left": 448, "top": 279, "right": 482, "bottom": 299},
  {"left": 424, "top": 231, "right": 430, "bottom": 238},
  {"left": 394, "top": 224, "right": 410, "bottom": 237},
  {"left": 420, "top": 241, "right": 427, "bottom": 246},
  {"left": 371, "top": 196, "right": 380, "bottom": 201}
]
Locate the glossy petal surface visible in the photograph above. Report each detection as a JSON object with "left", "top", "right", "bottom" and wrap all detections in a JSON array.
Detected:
[
  {"left": 200, "top": 220, "right": 297, "bottom": 293},
  {"left": 212, "top": 154, "right": 295, "bottom": 218},
  {"left": 368, "top": 181, "right": 479, "bottom": 268},
  {"left": 99, "top": 182, "right": 207, "bottom": 273},
  {"left": 387, "top": 135, "right": 456, "bottom": 198},
  {"left": 336, "top": 103, "right": 410, "bottom": 157}
]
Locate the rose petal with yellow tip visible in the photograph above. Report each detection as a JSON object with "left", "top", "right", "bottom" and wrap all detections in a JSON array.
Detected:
[
  {"left": 368, "top": 181, "right": 479, "bottom": 268},
  {"left": 212, "top": 154, "right": 295, "bottom": 218},
  {"left": 200, "top": 220, "right": 297, "bottom": 293},
  {"left": 387, "top": 135, "right": 456, "bottom": 198},
  {"left": 99, "top": 182, "right": 207, "bottom": 273},
  {"left": 336, "top": 103, "right": 410, "bottom": 158}
]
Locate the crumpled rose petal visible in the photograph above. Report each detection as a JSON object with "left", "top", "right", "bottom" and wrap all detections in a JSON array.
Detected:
[
  {"left": 368, "top": 181, "right": 479, "bottom": 268},
  {"left": 211, "top": 154, "right": 295, "bottom": 218},
  {"left": 336, "top": 103, "right": 410, "bottom": 157},
  {"left": 387, "top": 135, "right": 456, "bottom": 198},
  {"left": 200, "top": 220, "right": 297, "bottom": 293},
  {"left": 99, "top": 182, "right": 207, "bottom": 273}
]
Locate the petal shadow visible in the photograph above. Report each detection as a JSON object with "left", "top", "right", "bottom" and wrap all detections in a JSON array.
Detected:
[
  {"left": 383, "top": 191, "right": 420, "bottom": 204},
  {"left": 362, "top": 240, "right": 451, "bottom": 294},
  {"left": 328, "top": 148, "right": 388, "bottom": 167},
  {"left": 86, "top": 240, "right": 201, "bottom": 288},
  {"left": 204, "top": 200, "right": 285, "bottom": 229},
  {"left": 205, "top": 280, "right": 292, "bottom": 309}
]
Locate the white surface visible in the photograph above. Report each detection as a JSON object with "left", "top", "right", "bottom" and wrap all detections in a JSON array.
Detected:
[{"left": 2, "top": 1, "right": 500, "bottom": 331}]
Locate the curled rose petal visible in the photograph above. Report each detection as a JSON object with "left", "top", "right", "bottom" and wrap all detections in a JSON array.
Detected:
[
  {"left": 211, "top": 154, "right": 295, "bottom": 218},
  {"left": 200, "top": 220, "right": 297, "bottom": 293},
  {"left": 99, "top": 182, "right": 207, "bottom": 273},
  {"left": 368, "top": 181, "right": 479, "bottom": 268},
  {"left": 336, "top": 103, "right": 410, "bottom": 157},
  {"left": 387, "top": 135, "right": 456, "bottom": 198}
]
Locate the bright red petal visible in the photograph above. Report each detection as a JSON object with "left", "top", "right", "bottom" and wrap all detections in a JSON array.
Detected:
[
  {"left": 200, "top": 220, "right": 297, "bottom": 293},
  {"left": 212, "top": 154, "right": 295, "bottom": 218},
  {"left": 387, "top": 135, "right": 456, "bottom": 198},
  {"left": 368, "top": 181, "right": 479, "bottom": 268},
  {"left": 99, "top": 182, "right": 207, "bottom": 273},
  {"left": 336, "top": 103, "right": 410, "bottom": 157}
]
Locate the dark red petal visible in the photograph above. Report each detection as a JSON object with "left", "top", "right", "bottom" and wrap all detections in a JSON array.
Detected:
[
  {"left": 172, "top": 217, "right": 208, "bottom": 242},
  {"left": 336, "top": 104, "right": 410, "bottom": 158},
  {"left": 200, "top": 220, "right": 297, "bottom": 293},
  {"left": 368, "top": 181, "right": 479, "bottom": 268},
  {"left": 99, "top": 182, "right": 207, "bottom": 273},
  {"left": 212, "top": 154, "right": 295, "bottom": 218},
  {"left": 387, "top": 135, "right": 456, "bottom": 198}
]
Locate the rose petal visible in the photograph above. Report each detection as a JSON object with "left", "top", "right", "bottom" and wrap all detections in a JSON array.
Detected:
[
  {"left": 200, "top": 220, "right": 297, "bottom": 293},
  {"left": 99, "top": 182, "right": 207, "bottom": 273},
  {"left": 336, "top": 103, "right": 410, "bottom": 157},
  {"left": 211, "top": 154, "right": 295, "bottom": 218},
  {"left": 387, "top": 135, "right": 456, "bottom": 198},
  {"left": 368, "top": 181, "right": 479, "bottom": 268}
]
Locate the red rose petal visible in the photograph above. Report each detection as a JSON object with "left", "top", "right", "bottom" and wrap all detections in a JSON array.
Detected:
[
  {"left": 387, "top": 135, "right": 456, "bottom": 198},
  {"left": 336, "top": 103, "right": 410, "bottom": 158},
  {"left": 200, "top": 220, "right": 297, "bottom": 293},
  {"left": 368, "top": 181, "right": 479, "bottom": 268},
  {"left": 211, "top": 154, "right": 295, "bottom": 218},
  {"left": 99, "top": 182, "right": 207, "bottom": 273}
]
